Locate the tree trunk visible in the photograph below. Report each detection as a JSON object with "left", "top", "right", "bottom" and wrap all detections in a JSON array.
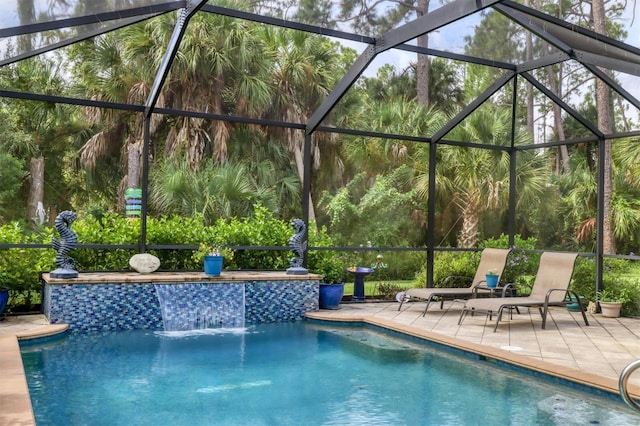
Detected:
[
  {"left": 457, "top": 189, "right": 481, "bottom": 248},
  {"left": 592, "top": 0, "right": 616, "bottom": 254},
  {"left": 525, "top": 0, "right": 534, "bottom": 137},
  {"left": 545, "top": 61, "right": 570, "bottom": 173},
  {"left": 127, "top": 138, "right": 142, "bottom": 189},
  {"left": 292, "top": 132, "right": 316, "bottom": 224},
  {"left": 416, "top": 0, "right": 430, "bottom": 106},
  {"left": 27, "top": 156, "right": 44, "bottom": 228}
]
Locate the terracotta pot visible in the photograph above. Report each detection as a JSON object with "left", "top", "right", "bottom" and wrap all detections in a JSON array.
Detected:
[{"left": 599, "top": 301, "right": 622, "bottom": 318}]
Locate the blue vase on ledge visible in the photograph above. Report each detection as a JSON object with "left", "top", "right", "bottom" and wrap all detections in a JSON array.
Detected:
[{"left": 204, "top": 256, "right": 224, "bottom": 276}]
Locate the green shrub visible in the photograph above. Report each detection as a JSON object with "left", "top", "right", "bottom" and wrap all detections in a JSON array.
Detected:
[
  {"left": 411, "top": 251, "right": 480, "bottom": 288},
  {"left": 570, "top": 257, "right": 640, "bottom": 316},
  {"left": 0, "top": 223, "right": 55, "bottom": 308}
]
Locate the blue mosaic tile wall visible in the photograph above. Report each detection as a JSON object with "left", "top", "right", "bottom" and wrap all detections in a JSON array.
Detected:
[
  {"left": 246, "top": 280, "right": 319, "bottom": 323},
  {"left": 44, "top": 279, "right": 319, "bottom": 332},
  {"left": 46, "top": 283, "right": 163, "bottom": 332}
]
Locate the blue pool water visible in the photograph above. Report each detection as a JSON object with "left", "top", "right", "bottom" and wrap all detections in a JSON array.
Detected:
[{"left": 21, "top": 322, "right": 638, "bottom": 425}]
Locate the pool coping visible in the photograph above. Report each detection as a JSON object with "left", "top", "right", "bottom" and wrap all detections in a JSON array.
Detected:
[
  {"left": 0, "top": 323, "right": 68, "bottom": 426},
  {"left": 305, "top": 311, "right": 640, "bottom": 401}
]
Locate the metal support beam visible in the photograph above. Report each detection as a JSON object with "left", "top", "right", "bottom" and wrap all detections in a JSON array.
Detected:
[
  {"left": 302, "top": 134, "right": 312, "bottom": 267},
  {"left": 145, "top": 0, "right": 208, "bottom": 117},
  {"left": 596, "top": 137, "right": 605, "bottom": 296},
  {"left": 582, "top": 62, "right": 640, "bottom": 112},
  {"left": 306, "top": 45, "right": 375, "bottom": 133},
  {"left": 307, "top": 0, "right": 503, "bottom": 134},
  {"left": 522, "top": 72, "right": 603, "bottom": 138},
  {"left": 0, "top": 1, "right": 182, "bottom": 37},
  {"left": 500, "top": 0, "right": 640, "bottom": 58},
  {"left": 1, "top": 15, "right": 164, "bottom": 67},
  {"left": 494, "top": 5, "right": 574, "bottom": 56},
  {"left": 426, "top": 141, "right": 437, "bottom": 288},
  {"left": 201, "top": 4, "right": 375, "bottom": 45},
  {"left": 516, "top": 53, "right": 570, "bottom": 74},
  {"left": 432, "top": 71, "right": 514, "bottom": 142},
  {"left": 140, "top": 117, "right": 151, "bottom": 253},
  {"left": 579, "top": 51, "right": 640, "bottom": 79},
  {"left": 377, "top": 0, "right": 504, "bottom": 54},
  {"left": 508, "top": 76, "right": 518, "bottom": 248}
]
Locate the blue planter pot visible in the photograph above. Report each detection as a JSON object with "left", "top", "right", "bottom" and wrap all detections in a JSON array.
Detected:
[
  {"left": 204, "top": 255, "right": 224, "bottom": 276},
  {"left": 486, "top": 274, "right": 499, "bottom": 288},
  {"left": 0, "top": 287, "right": 9, "bottom": 318},
  {"left": 319, "top": 283, "right": 345, "bottom": 309}
]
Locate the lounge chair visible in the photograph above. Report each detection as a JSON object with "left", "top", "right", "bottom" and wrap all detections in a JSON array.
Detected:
[
  {"left": 398, "top": 248, "right": 511, "bottom": 316},
  {"left": 458, "top": 251, "right": 589, "bottom": 332}
]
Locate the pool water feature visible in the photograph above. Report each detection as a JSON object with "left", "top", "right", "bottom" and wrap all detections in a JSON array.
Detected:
[
  {"left": 21, "top": 322, "right": 638, "bottom": 425},
  {"left": 155, "top": 283, "right": 245, "bottom": 330}
]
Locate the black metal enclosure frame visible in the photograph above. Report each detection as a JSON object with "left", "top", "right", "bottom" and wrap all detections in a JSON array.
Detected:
[{"left": 3, "top": 0, "right": 640, "bottom": 290}]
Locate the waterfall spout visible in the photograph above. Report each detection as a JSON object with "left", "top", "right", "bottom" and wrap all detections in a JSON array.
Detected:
[{"left": 155, "top": 283, "right": 245, "bottom": 331}]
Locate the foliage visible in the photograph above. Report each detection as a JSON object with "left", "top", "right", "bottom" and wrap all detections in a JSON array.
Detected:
[
  {"left": 0, "top": 222, "right": 54, "bottom": 308},
  {"left": 191, "top": 243, "right": 235, "bottom": 263},
  {"left": 597, "top": 285, "right": 632, "bottom": 304},
  {"left": 0, "top": 153, "right": 26, "bottom": 221},
  {"left": 212, "top": 204, "right": 292, "bottom": 270},
  {"left": 570, "top": 257, "right": 640, "bottom": 316},
  {"left": 314, "top": 250, "right": 345, "bottom": 284},
  {"left": 319, "top": 168, "right": 422, "bottom": 247},
  {"left": 482, "top": 235, "right": 540, "bottom": 284},
  {"left": 0, "top": 205, "right": 342, "bottom": 308},
  {"left": 376, "top": 282, "right": 404, "bottom": 300},
  {"left": 412, "top": 251, "right": 480, "bottom": 289}
]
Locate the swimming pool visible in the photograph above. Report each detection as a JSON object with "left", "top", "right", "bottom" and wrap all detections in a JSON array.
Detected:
[{"left": 21, "top": 322, "right": 638, "bottom": 425}]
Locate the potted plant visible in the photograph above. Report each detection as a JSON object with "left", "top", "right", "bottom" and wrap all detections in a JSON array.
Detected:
[
  {"left": 485, "top": 268, "right": 499, "bottom": 288},
  {"left": 0, "top": 271, "right": 8, "bottom": 319},
  {"left": 317, "top": 255, "right": 345, "bottom": 310},
  {"left": 193, "top": 243, "right": 234, "bottom": 277},
  {"left": 597, "top": 286, "right": 630, "bottom": 318}
]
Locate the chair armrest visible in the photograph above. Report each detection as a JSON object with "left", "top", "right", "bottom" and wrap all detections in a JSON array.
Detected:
[
  {"left": 545, "top": 288, "right": 570, "bottom": 304},
  {"left": 501, "top": 282, "right": 517, "bottom": 297}
]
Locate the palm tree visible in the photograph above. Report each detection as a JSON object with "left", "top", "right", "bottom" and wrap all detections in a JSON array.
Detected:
[
  {"left": 0, "top": 57, "right": 79, "bottom": 225},
  {"left": 149, "top": 158, "right": 296, "bottom": 222},
  {"left": 261, "top": 28, "right": 346, "bottom": 223},
  {"left": 73, "top": 11, "right": 274, "bottom": 208},
  {"left": 434, "top": 106, "right": 548, "bottom": 248}
]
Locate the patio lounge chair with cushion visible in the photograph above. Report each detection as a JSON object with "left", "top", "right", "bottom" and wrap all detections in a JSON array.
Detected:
[
  {"left": 398, "top": 248, "right": 511, "bottom": 316},
  {"left": 458, "top": 251, "right": 589, "bottom": 332}
]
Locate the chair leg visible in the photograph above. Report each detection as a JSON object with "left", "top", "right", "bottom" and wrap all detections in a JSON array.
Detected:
[
  {"left": 493, "top": 308, "right": 504, "bottom": 332},
  {"left": 541, "top": 305, "right": 549, "bottom": 329},
  {"left": 458, "top": 308, "right": 468, "bottom": 325},
  {"left": 573, "top": 291, "right": 590, "bottom": 326},
  {"left": 579, "top": 307, "right": 590, "bottom": 326},
  {"left": 422, "top": 297, "right": 435, "bottom": 316},
  {"left": 397, "top": 297, "right": 405, "bottom": 311}
]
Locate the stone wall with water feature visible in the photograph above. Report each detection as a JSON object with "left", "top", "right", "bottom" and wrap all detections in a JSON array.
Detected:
[{"left": 41, "top": 271, "right": 321, "bottom": 332}]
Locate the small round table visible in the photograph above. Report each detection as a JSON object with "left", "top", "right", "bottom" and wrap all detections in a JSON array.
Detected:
[{"left": 347, "top": 267, "right": 374, "bottom": 302}]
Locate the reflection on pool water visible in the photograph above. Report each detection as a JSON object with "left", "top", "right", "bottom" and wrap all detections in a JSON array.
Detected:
[{"left": 21, "top": 322, "right": 638, "bottom": 425}]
